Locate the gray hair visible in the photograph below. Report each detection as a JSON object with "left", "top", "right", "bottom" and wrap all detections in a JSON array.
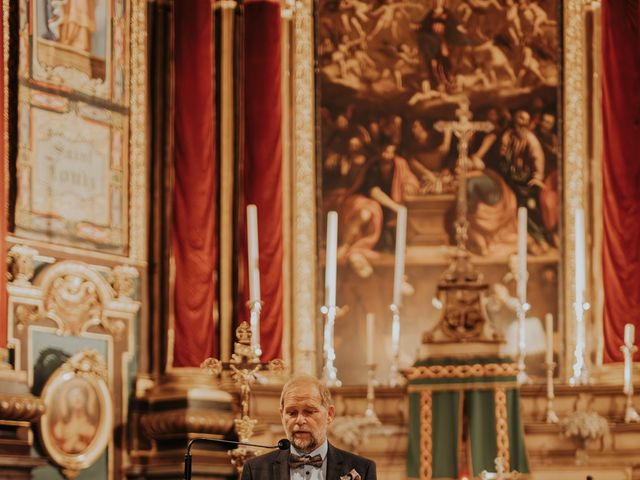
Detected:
[{"left": 279, "top": 374, "right": 332, "bottom": 409}]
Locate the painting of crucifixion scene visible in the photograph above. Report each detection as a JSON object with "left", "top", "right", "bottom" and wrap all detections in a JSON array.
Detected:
[{"left": 317, "top": 0, "right": 561, "bottom": 384}]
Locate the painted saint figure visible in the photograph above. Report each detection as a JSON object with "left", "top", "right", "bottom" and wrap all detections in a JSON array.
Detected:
[
  {"left": 58, "top": 0, "right": 97, "bottom": 53},
  {"left": 52, "top": 380, "right": 99, "bottom": 454}
]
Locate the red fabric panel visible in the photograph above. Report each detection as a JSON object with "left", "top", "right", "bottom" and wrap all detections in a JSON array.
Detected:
[
  {"left": 0, "top": 3, "right": 6, "bottom": 348},
  {"left": 601, "top": 0, "right": 640, "bottom": 362},
  {"left": 242, "top": 0, "right": 283, "bottom": 360},
  {"left": 173, "top": 0, "right": 218, "bottom": 366}
]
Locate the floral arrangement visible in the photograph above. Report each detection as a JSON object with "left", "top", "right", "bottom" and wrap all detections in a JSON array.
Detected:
[{"left": 561, "top": 410, "right": 609, "bottom": 441}]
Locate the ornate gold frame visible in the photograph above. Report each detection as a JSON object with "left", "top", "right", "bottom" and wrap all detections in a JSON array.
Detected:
[
  {"left": 290, "top": 0, "right": 596, "bottom": 381},
  {"left": 38, "top": 350, "right": 114, "bottom": 478}
]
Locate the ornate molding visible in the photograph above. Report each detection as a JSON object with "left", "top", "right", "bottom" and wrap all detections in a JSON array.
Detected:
[
  {"left": 8, "top": 245, "right": 39, "bottom": 285},
  {"left": 45, "top": 275, "right": 102, "bottom": 335},
  {"left": 291, "top": 0, "right": 317, "bottom": 375},
  {"left": 0, "top": 394, "right": 46, "bottom": 422},
  {"left": 140, "top": 409, "right": 235, "bottom": 439},
  {"left": 110, "top": 265, "right": 139, "bottom": 300},
  {"left": 129, "top": 0, "right": 148, "bottom": 262},
  {"left": 494, "top": 387, "right": 510, "bottom": 471},
  {"left": 405, "top": 362, "right": 518, "bottom": 381},
  {"left": 420, "top": 390, "right": 432, "bottom": 480}
]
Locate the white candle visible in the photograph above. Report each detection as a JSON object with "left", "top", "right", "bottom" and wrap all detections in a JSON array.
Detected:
[
  {"left": 575, "top": 208, "right": 585, "bottom": 310},
  {"left": 391, "top": 314, "right": 400, "bottom": 357},
  {"left": 366, "top": 313, "right": 375, "bottom": 365},
  {"left": 393, "top": 206, "right": 407, "bottom": 307},
  {"left": 517, "top": 207, "right": 527, "bottom": 305},
  {"left": 624, "top": 323, "right": 635, "bottom": 347},
  {"left": 545, "top": 313, "right": 554, "bottom": 364},
  {"left": 247, "top": 204, "right": 261, "bottom": 304},
  {"left": 325, "top": 212, "right": 338, "bottom": 307}
]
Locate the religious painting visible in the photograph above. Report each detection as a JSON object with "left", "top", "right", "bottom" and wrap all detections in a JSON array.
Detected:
[
  {"left": 316, "top": 0, "right": 561, "bottom": 384},
  {"left": 31, "top": 0, "right": 116, "bottom": 100},
  {"left": 14, "top": 93, "right": 129, "bottom": 254},
  {"left": 38, "top": 350, "right": 113, "bottom": 478}
]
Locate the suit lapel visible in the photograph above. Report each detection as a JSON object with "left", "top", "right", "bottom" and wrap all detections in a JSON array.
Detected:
[
  {"left": 272, "top": 449, "right": 290, "bottom": 480},
  {"left": 326, "top": 443, "right": 344, "bottom": 479}
]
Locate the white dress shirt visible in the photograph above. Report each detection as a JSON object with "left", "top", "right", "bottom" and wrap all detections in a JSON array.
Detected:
[{"left": 289, "top": 440, "right": 328, "bottom": 480}]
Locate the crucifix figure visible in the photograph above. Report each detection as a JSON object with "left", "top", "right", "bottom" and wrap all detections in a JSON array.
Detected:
[
  {"left": 425, "top": 98, "right": 502, "bottom": 344},
  {"left": 201, "top": 321, "right": 284, "bottom": 474},
  {"left": 435, "top": 98, "right": 494, "bottom": 255}
]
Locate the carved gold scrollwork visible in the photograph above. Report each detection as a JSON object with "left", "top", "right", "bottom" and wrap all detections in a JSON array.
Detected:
[
  {"left": 45, "top": 275, "right": 101, "bottom": 335},
  {"left": 110, "top": 265, "right": 138, "bottom": 300},
  {"left": 15, "top": 303, "right": 40, "bottom": 331},
  {"left": 8, "top": 245, "right": 38, "bottom": 285},
  {"left": 420, "top": 391, "right": 433, "bottom": 480}
]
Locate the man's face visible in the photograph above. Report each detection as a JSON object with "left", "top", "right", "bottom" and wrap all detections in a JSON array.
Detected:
[
  {"left": 381, "top": 145, "right": 396, "bottom": 162},
  {"left": 280, "top": 382, "right": 335, "bottom": 453},
  {"left": 514, "top": 111, "right": 530, "bottom": 137},
  {"left": 540, "top": 114, "right": 555, "bottom": 133}
]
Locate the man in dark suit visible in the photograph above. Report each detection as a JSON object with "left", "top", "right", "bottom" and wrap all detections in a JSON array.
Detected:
[{"left": 241, "top": 375, "right": 377, "bottom": 479}]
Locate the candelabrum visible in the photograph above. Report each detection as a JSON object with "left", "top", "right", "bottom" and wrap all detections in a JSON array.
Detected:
[
  {"left": 545, "top": 361, "right": 559, "bottom": 423},
  {"left": 248, "top": 300, "right": 263, "bottom": 358},
  {"left": 516, "top": 302, "right": 530, "bottom": 385},
  {"left": 201, "top": 321, "right": 285, "bottom": 474},
  {"left": 621, "top": 342, "right": 639, "bottom": 423},
  {"left": 321, "top": 304, "right": 342, "bottom": 387},
  {"left": 364, "top": 363, "right": 380, "bottom": 422},
  {"left": 388, "top": 304, "right": 404, "bottom": 387}
]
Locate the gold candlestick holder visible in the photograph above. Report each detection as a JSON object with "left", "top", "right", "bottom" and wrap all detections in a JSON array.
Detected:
[
  {"left": 364, "top": 363, "right": 380, "bottom": 423},
  {"left": 621, "top": 343, "right": 639, "bottom": 424},
  {"left": 544, "top": 361, "right": 559, "bottom": 423}
]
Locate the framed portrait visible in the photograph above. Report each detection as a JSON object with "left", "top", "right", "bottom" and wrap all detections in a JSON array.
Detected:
[
  {"left": 38, "top": 351, "right": 113, "bottom": 474},
  {"left": 314, "top": 0, "right": 562, "bottom": 384}
]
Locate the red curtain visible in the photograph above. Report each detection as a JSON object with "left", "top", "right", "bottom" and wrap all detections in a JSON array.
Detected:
[
  {"left": 241, "top": 0, "right": 283, "bottom": 360},
  {"left": 601, "top": 0, "right": 640, "bottom": 362},
  {"left": 0, "top": 2, "right": 6, "bottom": 348},
  {"left": 172, "top": 0, "right": 218, "bottom": 366}
]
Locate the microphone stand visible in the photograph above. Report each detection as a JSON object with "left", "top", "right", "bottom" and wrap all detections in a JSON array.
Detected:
[{"left": 184, "top": 438, "right": 291, "bottom": 480}]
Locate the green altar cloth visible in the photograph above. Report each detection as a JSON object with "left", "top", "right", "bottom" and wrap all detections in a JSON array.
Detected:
[{"left": 406, "top": 357, "right": 529, "bottom": 479}]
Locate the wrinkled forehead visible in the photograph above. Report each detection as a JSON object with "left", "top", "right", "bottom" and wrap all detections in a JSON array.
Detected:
[{"left": 281, "top": 384, "right": 324, "bottom": 408}]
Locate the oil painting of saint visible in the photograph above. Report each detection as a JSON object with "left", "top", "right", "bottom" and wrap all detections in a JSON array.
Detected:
[{"left": 49, "top": 377, "right": 100, "bottom": 454}]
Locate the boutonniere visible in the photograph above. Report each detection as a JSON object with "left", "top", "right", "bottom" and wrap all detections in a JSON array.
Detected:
[{"left": 339, "top": 469, "right": 362, "bottom": 480}]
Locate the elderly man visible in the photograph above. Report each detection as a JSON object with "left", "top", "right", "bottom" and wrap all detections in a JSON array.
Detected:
[{"left": 241, "top": 375, "right": 377, "bottom": 479}]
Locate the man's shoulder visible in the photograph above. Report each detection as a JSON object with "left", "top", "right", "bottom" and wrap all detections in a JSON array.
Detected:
[
  {"left": 329, "top": 444, "right": 375, "bottom": 466},
  {"left": 244, "top": 448, "right": 284, "bottom": 467}
]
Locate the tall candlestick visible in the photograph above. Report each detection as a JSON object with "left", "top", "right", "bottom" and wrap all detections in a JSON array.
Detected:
[
  {"left": 393, "top": 207, "right": 407, "bottom": 307},
  {"left": 247, "top": 205, "right": 261, "bottom": 304},
  {"left": 391, "top": 311, "right": 400, "bottom": 357},
  {"left": 517, "top": 207, "right": 527, "bottom": 305},
  {"left": 366, "top": 313, "right": 375, "bottom": 365},
  {"left": 624, "top": 323, "right": 635, "bottom": 347},
  {"left": 325, "top": 212, "right": 338, "bottom": 308},
  {"left": 570, "top": 208, "right": 589, "bottom": 385},
  {"left": 545, "top": 313, "right": 554, "bottom": 364},
  {"left": 247, "top": 204, "right": 261, "bottom": 357}
]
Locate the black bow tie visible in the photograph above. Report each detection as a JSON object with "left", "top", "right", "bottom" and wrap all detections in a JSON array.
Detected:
[{"left": 289, "top": 453, "right": 323, "bottom": 469}]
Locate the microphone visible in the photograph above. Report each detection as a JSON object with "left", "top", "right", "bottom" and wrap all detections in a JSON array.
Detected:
[{"left": 184, "top": 437, "right": 290, "bottom": 479}]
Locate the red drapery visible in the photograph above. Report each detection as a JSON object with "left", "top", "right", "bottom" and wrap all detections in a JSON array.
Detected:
[
  {"left": 241, "top": 0, "right": 283, "bottom": 360},
  {"left": 0, "top": 3, "right": 6, "bottom": 348},
  {"left": 172, "top": 0, "right": 218, "bottom": 366},
  {"left": 601, "top": 0, "right": 640, "bottom": 362}
]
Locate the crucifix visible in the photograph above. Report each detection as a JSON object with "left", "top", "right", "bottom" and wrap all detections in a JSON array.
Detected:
[
  {"left": 425, "top": 98, "right": 501, "bottom": 344},
  {"left": 201, "top": 321, "right": 284, "bottom": 474}
]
